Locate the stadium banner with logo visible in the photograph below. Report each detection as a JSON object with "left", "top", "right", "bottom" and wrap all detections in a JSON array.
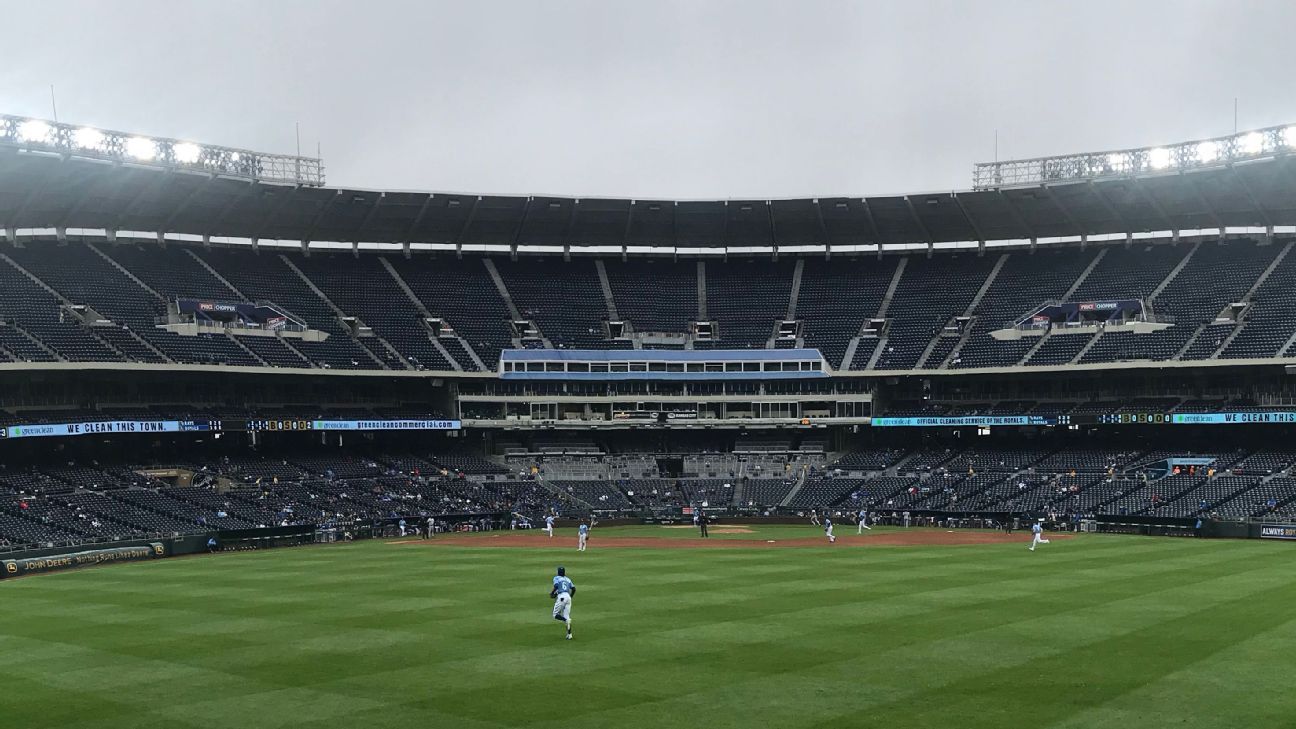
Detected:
[
  {"left": 310, "top": 419, "right": 460, "bottom": 431},
  {"left": 1, "top": 542, "right": 166, "bottom": 579},
  {"left": 1171, "top": 412, "right": 1296, "bottom": 424},
  {"left": 1255, "top": 524, "right": 1296, "bottom": 540},
  {"left": 871, "top": 416, "right": 1054, "bottom": 427},
  {"left": 5, "top": 421, "right": 185, "bottom": 439}
]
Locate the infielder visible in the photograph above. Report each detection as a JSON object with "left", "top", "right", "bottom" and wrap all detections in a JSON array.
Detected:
[
  {"left": 577, "top": 521, "right": 589, "bottom": 552},
  {"left": 550, "top": 566, "right": 575, "bottom": 640},
  {"left": 1028, "top": 520, "right": 1050, "bottom": 551},
  {"left": 857, "top": 508, "right": 872, "bottom": 533},
  {"left": 824, "top": 517, "right": 836, "bottom": 543},
  {"left": 545, "top": 514, "right": 555, "bottom": 538}
]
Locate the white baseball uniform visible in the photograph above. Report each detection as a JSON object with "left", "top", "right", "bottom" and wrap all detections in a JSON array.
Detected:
[{"left": 1029, "top": 522, "right": 1050, "bottom": 551}]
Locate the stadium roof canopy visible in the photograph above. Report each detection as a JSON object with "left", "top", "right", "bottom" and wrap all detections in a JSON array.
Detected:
[{"left": 2, "top": 141, "right": 1295, "bottom": 255}]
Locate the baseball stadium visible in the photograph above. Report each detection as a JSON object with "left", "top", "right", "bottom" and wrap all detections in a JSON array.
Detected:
[{"left": 6, "top": 5, "right": 1296, "bottom": 728}]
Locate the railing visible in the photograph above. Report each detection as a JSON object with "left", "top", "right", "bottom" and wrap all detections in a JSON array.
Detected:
[{"left": 0, "top": 527, "right": 203, "bottom": 558}]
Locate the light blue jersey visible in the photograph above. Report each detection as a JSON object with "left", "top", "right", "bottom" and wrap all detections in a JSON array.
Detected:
[
  {"left": 1032, "top": 523, "right": 1042, "bottom": 534},
  {"left": 546, "top": 516, "right": 555, "bottom": 526},
  {"left": 578, "top": 524, "right": 589, "bottom": 535},
  {"left": 824, "top": 518, "right": 832, "bottom": 530},
  {"left": 553, "top": 575, "right": 574, "bottom": 595}
]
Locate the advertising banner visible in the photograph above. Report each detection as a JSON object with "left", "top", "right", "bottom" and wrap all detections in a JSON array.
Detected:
[
  {"left": 871, "top": 416, "right": 1054, "bottom": 427},
  {"left": 1, "top": 543, "right": 165, "bottom": 578},
  {"left": 5, "top": 421, "right": 183, "bottom": 439},
  {"left": 1257, "top": 524, "right": 1296, "bottom": 540},
  {"left": 310, "top": 419, "right": 461, "bottom": 431},
  {"left": 1172, "top": 412, "right": 1296, "bottom": 424}
]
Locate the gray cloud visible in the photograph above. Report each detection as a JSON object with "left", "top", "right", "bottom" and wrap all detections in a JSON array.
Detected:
[{"left": 3, "top": 0, "right": 1291, "bottom": 198}]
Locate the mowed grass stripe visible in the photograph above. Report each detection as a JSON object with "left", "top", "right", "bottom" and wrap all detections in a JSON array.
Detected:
[
  {"left": 528, "top": 543, "right": 1294, "bottom": 727},
  {"left": 2, "top": 533, "right": 1294, "bottom": 729},
  {"left": 1046, "top": 613, "right": 1296, "bottom": 728}
]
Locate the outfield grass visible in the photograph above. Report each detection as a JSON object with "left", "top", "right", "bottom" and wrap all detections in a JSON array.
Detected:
[{"left": 4, "top": 527, "right": 1296, "bottom": 728}]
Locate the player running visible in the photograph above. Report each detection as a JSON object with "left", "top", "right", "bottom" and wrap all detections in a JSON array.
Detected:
[
  {"left": 550, "top": 566, "right": 575, "bottom": 640},
  {"left": 577, "top": 521, "right": 589, "bottom": 551},
  {"left": 545, "top": 514, "right": 555, "bottom": 538},
  {"left": 824, "top": 516, "right": 836, "bottom": 543},
  {"left": 1028, "top": 519, "right": 1050, "bottom": 551},
  {"left": 857, "top": 508, "right": 871, "bottom": 533}
]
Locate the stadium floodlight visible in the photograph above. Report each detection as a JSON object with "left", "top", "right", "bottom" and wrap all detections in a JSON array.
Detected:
[
  {"left": 0, "top": 112, "right": 324, "bottom": 186},
  {"left": 974, "top": 122, "right": 1296, "bottom": 189},
  {"left": 17, "top": 119, "right": 50, "bottom": 143},
  {"left": 73, "top": 127, "right": 104, "bottom": 149},
  {"left": 173, "top": 142, "right": 202, "bottom": 164},
  {"left": 125, "top": 136, "right": 157, "bottom": 160}
]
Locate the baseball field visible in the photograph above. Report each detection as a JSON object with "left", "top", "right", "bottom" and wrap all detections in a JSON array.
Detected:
[{"left": 3, "top": 524, "right": 1296, "bottom": 728}]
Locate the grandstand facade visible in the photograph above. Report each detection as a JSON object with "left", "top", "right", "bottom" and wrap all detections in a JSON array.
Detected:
[{"left": 1, "top": 235, "right": 1295, "bottom": 374}]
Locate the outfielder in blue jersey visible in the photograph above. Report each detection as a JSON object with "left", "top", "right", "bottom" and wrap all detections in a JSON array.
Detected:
[
  {"left": 577, "top": 521, "right": 589, "bottom": 552},
  {"left": 1028, "top": 520, "right": 1050, "bottom": 551},
  {"left": 550, "top": 567, "right": 575, "bottom": 639},
  {"left": 824, "top": 517, "right": 836, "bottom": 543},
  {"left": 545, "top": 515, "right": 555, "bottom": 538}
]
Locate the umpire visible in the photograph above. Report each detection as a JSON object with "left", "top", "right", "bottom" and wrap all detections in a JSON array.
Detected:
[{"left": 697, "top": 507, "right": 709, "bottom": 538}]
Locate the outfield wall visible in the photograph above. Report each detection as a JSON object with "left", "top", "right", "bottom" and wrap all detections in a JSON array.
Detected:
[{"left": 3, "top": 543, "right": 166, "bottom": 578}]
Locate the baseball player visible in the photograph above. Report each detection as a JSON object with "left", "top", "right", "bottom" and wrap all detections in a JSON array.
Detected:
[
  {"left": 550, "top": 566, "right": 575, "bottom": 640},
  {"left": 824, "top": 517, "right": 836, "bottom": 543},
  {"left": 857, "top": 508, "right": 872, "bottom": 533},
  {"left": 545, "top": 514, "right": 555, "bottom": 538},
  {"left": 1028, "top": 519, "right": 1050, "bottom": 551},
  {"left": 425, "top": 517, "right": 435, "bottom": 538},
  {"left": 809, "top": 509, "right": 821, "bottom": 526},
  {"left": 577, "top": 521, "right": 589, "bottom": 552}
]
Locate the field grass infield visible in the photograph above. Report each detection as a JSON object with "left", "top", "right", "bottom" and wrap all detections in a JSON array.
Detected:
[{"left": 4, "top": 525, "right": 1296, "bottom": 728}]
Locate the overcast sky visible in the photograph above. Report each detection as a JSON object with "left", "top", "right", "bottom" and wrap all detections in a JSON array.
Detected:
[{"left": 4, "top": 0, "right": 1294, "bottom": 199}]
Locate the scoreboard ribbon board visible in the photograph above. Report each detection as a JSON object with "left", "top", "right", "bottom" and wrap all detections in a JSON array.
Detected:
[{"left": 2, "top": 418, "right": 461, "bottom": 439}]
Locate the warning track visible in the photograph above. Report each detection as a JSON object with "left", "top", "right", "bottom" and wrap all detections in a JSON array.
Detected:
[{"left": 395, "top": 530, "right": 1073, "bottom": 549}]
